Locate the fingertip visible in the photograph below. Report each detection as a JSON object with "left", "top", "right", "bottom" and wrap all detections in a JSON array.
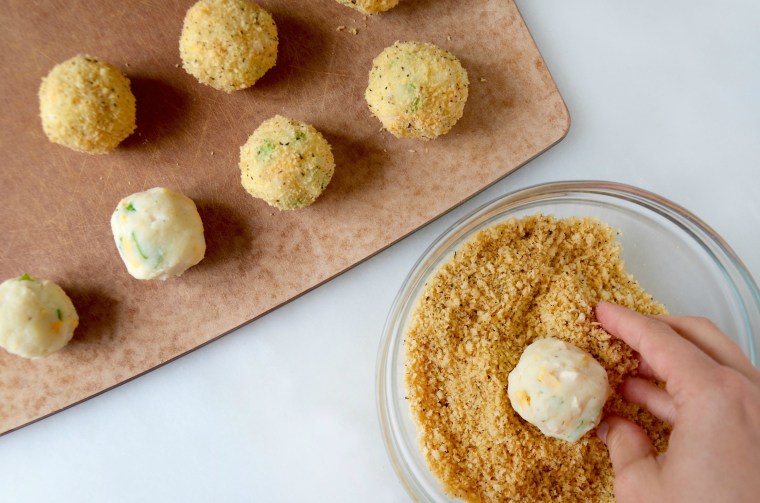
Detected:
[
  {"left": 595, "top": 301, "right": 626, "bottom": 333},
  {"left": 596, "top": 420, "right": 609, "bottom": 442},
  {"left": 595, "top": 301, "right": 615, "bottom": 318},
  {"left": 601, "top": 415, "right": 658, "bottom": 474}
]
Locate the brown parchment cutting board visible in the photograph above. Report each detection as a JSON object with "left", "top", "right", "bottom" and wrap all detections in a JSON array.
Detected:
[{"left": 0, "top": 0, "right": 569, "bottom": 435}]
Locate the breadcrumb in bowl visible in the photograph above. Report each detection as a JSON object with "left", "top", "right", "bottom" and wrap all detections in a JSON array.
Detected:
[{"left": 377, "top": 181, "right": 759, "bottom": 502}]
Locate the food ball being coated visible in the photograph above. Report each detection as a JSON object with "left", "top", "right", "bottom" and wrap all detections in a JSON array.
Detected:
[
  {"left": 179, "top": 0, "right": 278, "bottom": 92},
  {"left": 335, "top": 0, "right": 400, "bottom": 14},
  {"left": 111, "top": 188, "right": 206, "bottom": 280},
  {"left": 0, "top": 274, "right": 79, "bottom": 359},
  {"left": 365, "top": 41, "right": 469, "bottom": 140},
  {"left": 239, "top": 115, "right": 335, "bottom": 210},
  {"left": 38, "top": 55, "right": 136, "bottom": 154},
  {"left": 507, "top": 337, "right": 611, "bottom": 442}
]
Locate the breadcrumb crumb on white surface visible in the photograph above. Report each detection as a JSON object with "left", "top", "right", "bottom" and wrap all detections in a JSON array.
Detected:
[
  {"left": 239, "top": 115, "right": 335, "bottom": 210},
  {"left": 0, "top": 274, "right": 79, "bottom": 359},
  {"left": 38, "top": 54, "right": 136, "bottom": 154},
  {"left": 335, "top": 0, "right": 399, "bottom": 15},
  {"left": 365, "top": 41, "right": 469, "bottom": 140},
  {"left": 179, "top": 0, "right": 278, "bottom": 93}
]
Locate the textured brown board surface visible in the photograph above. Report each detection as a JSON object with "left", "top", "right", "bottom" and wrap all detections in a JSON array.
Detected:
[{"left": 0, "top": 0, "right": 569, "bottom": 434}]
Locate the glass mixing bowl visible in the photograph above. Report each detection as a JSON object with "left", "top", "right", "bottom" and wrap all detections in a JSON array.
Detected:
[{"left": 377, "top": 180, "right": 760, "bottom": 502}]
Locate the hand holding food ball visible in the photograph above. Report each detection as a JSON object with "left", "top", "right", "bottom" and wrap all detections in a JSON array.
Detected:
[
  {"left": 595, "top": 302, "right": 760, "bottom": 503},
  {"left": 508, "top": 337, "right": 611, "bottom": 442}
]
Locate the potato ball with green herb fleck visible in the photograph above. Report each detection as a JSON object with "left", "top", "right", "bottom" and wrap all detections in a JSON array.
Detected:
[
  {"left": 111, "top": 188, "right": 206, "bottom": 280},
  {"left": 365, "top": 41, "right": 469, "bottom": 140},
  {"left": 180, "top": 0, "right": 278, "bottom": 92},
  {"left": 508, "top": 337, "right": 611, "bottom": 443},
  {"left": 0, "top": 274, "right": 79, "bottom": 359},
  {"left": 38, "top": 55, "right": 136, "bottom": 154},
  {"left": 335, "top": 0, "right": 399, "bottom": 14},
  {"left": 239, "top": 116, "right": 335, "bottom": 210}
]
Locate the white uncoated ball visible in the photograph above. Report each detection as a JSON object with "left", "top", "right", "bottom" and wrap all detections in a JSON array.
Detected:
[
  {"left": 508, "top": 337, "right": 611, "bottom": 442},
  {"left": 111, "top": 187, "right": 206, "bottom": 280},
  {"left": 0, "top": 274, "right": 79, "bottom": 359}
]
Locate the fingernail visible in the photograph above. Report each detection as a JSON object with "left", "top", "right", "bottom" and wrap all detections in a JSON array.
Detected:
[{"left": 596, "top": 421, "right": 609, "bottom": 442}]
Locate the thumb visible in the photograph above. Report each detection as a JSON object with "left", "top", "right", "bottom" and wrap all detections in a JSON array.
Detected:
[{"left": 597, "top": 415, "right": 659, "bottom": 482}]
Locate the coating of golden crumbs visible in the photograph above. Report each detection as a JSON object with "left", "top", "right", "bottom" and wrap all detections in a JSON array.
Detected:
[
  {"left": 365, "top": 41, "right": 469, "bottom": 140},
  {"left": 335, "top": 0, "right": 400, "bottom": 15},
  {"left": 179, "top": 0, "right": 278, "bottom": 93},
  {"left": 239, "top": 115, "right": 335, "bottom": 210},
  {"left": 38, "top": 55, "right": 136, "bottom": 154},
  {"left": 405, "top": 214, "right": 670, "bottom": 502}
]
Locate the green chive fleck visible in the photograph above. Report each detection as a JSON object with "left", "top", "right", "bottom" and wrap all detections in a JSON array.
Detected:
[
  {"left": 56, "top": 309, "right": 63, "bottom": 321},
  {"left": 295, "top": 131, "right": 306, "bottom": 141},
  {"left": 131, "top": 232, "right": 148, "bottom": 260},
  {"left": 125, "top": 202, "right": 136, "bottom": 212},
  {"left": 18, "top": 273, "right": 32, "bottom": 281},
  {"left": 257, "top": 140, "right": 275, "bottom": 160},
  {"left": 411, "top": 95, "right": 422, "bottom": 112}
]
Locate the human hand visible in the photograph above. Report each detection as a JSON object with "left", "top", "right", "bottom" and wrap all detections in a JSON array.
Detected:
[{"left": 594, "top": 301, "right": 760, "bottom": 503}]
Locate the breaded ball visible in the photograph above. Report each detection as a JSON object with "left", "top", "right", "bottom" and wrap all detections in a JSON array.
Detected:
[
  {"left": 180, "top": 0, "right": 278, "bottom": 92},
  {"left": 239, "top": 115, "right": 335, "bottom": 210},
  {"left": 365, "top": 41, "right": 469, "bottom": 140},
  {"left": 335, "top": 0, "right": 399, "bottom": 14},
  {"left": 508, "top": 338, "right": 611, "bottom": 442},
  {"left": 111, "top": 187, "right": 206, "bottom": 280},
  {"left": 38, "top": 55, "right": 136, "bottom": 154},
  {"left": 0, "top": 274, "right": 79, "bottom": 359}
]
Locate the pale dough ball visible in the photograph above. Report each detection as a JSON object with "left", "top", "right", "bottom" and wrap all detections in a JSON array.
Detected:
[
  {"left": 0, "top": 274, "right": 79, "bottom": 359},
  {"left": 335, "top": 0, "right": 399, "bottom": 14},
  {"left": 179, "top": 0, "right": 278, "bottom": 92},
  {"left": 507, "top": 337, "right": 611, "bottom": 442},
  {"left": 111, "top": 187, "right": 206, "bottom": 280},
  {"left": 239, "top": 115, "right": 335, "bottom": 210},
  {"left": 365, "top": 41, "right": 469, "bottom": 140},
  {"left": 38, "top": 55, "right": 136, "bottom": 154}
]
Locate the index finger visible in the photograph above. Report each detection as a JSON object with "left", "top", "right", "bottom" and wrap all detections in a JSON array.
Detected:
[{"left": 595, "top": 302, "right": 717, "bottom": 395}]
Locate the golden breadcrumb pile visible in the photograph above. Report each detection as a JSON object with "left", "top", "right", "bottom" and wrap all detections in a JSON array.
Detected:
[
  {"left": 365, "top": 41, "right": 469, "bottom": 140},
  {"left": 239, "top": 115, "right": 335, "bottom": 210},
  {"left": 38, "top": 55, "right": 136, "bottom": 154},
  {"left": 336, "top": 0, "right": 400, "bottom": 15},
  {"left": 405, "top": 214, "right": 670, "bottom": 502},
  {"left": 179, "top": 0, "right": 278, "bottom": 92}
]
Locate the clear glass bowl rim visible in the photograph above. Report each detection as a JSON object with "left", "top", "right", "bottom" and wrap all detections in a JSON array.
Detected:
[{"left": 376, "top": 180, "right": 760, "bottom": 502}]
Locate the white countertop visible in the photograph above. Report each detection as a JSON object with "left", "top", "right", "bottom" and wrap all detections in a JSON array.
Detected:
[{"left": 2, "top": 1, "right": 759, "bottom": 501}]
